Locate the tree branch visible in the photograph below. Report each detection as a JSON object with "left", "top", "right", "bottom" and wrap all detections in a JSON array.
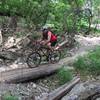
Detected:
[{"left": 0, "top": 11, "right": 25, "bottom": 18}]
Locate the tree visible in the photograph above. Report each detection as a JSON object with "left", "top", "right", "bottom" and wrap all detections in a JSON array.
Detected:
[{"left": 0, "top": 0, "right": 52, "bottom": 29}]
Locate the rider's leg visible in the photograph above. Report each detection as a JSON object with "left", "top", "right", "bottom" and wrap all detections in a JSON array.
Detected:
[
  {"left": 47, "top": 42, "right": 52, "bottom": 49},
  {"left": 47, "top": 42, "right": 56, "bottom": 51},
  {"left": 46, "top": 42, "right": 52, "bottom": 62},
  {"left": 51, "top": 40, "right": 57, "bottom": 47},
  {"left": 47, "top": 40, "right": 57, "bottom": 49}
]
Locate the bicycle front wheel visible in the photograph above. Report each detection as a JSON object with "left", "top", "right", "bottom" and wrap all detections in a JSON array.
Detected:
[{"left": 26, "top": 52, "right": 41, "bottom": 68}]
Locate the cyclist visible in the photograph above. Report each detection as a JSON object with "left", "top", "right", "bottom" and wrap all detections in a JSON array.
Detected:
[{"left": 41, "top": 27, "right": 57, "bottom": 49}]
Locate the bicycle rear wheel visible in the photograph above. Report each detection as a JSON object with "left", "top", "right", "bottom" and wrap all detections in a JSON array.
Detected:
[
  {"left": 49, "top": 50, "right": 61, "bottom": 63},
  {"left": 26, "top": 52, "right": 41, "bottom": 68}
]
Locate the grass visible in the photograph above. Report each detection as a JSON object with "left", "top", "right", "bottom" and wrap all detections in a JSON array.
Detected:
[
  {"left": 74, "top": 46, "right": 100, "bottom": 76},
  {"left": 94, "top": 29, "right": 100, "bottom": 34},
  {"left": 90, "top": 28, "right": 100, "bottom": 35},
  {"left": 35, "top": 66, "right": 73, "bottom": 90},
  {"left": 57, "top": 67, "right": 73, "bottom": 85},
  {"left": 2, "top": 92, "right": 18, "bottom": 100}
]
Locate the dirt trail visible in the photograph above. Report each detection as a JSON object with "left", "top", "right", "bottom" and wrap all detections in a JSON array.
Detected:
[
  {"left": 0, "top": 35, "right": 100, "bottom": 100},
  {"left": 0, "top": 35, "right": 100, "bottom": 72},
  {"left": 71, "top": 35, "right": 100, "bottom": 54},
  {"left": 59, "top": 35, "right": 100, "bottom": 66}
]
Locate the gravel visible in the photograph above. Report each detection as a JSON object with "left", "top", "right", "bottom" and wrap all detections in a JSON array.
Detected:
[{"left": 0, "top": 82, "right": 49, "bottom": 100}]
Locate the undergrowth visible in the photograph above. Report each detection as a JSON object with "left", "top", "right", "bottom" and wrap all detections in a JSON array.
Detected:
[
  {"left": 74, "top": 46, "right": 100, "bottom": 76},
  {"left": 2, "top": 93, "right": 18, "bottom": 100},
  {"left": 57, "top": 67, "right": 73, "bottom": 85}
]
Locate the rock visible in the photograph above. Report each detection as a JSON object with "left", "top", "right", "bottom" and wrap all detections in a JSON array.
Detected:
[
  {"left": 0, "top": 51, "right": 18, "bottom": 61},
  {"left": 0, "top": 82, "right": 49, "bottom": 100},
  {"left": 4, "top": 37, "right": 16, "bottom": 48},
  {"left": 32, "top": 83, "right": 37, "bottom": 88}
]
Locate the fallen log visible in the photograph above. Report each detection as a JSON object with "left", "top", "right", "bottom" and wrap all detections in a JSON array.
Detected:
[
  {"left": 0, "top": 63, "right": 62, "bottom": 83},
  {"left": 41, "top": 77, "right": 80, "bottom": 100},
  {"left": 61, "top": 81, "right": 100, "bottom": 100},
  {"left": 59, "top": 40, "right": 68, "bottom": 47}
]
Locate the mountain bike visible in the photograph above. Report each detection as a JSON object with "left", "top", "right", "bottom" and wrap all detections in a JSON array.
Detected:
[{"left": 26, "top": 41, "right": 61, "bottom": 68}]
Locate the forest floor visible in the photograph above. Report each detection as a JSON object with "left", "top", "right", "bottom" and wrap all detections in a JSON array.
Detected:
[
  {"left": 0, "top": 34, "right": 100, "bottom": 99},
  {"left": 0, "top": 34, "right": 100, "bottom": 72},
  {"left": 35, "top": 34, "right": 100, "bottom": 93}
]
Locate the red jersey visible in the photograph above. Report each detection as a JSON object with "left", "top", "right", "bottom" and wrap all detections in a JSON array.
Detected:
[{"left": 48, "top": 31, "right": 57, "bottom": 42}]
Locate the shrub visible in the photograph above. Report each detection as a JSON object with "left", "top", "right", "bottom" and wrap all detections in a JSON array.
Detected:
[
  {"left": 2, "top": 94, "right": 18, "bottom": 100},
  {"left": 74, "top": 46, "right": 100, "bottom": 76},
  {"left": 57, "top": 67, "right": 73, "bottom": 85}
]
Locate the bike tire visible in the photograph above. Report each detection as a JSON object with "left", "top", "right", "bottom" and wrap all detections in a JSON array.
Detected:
[
  {"left": 26, "top": 52, "right": 41, "bottom": 68},
  {"left": 49, "top": 49, "right": 61, "bottom": 63}
]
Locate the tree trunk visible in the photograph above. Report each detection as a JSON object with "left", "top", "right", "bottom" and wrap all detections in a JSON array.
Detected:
[{"left": 9, "top": 16, "right": 18, "bottom": 34}]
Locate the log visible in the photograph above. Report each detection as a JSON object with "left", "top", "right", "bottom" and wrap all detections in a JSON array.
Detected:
[
  {"left": 61, "top": 81, "right": 100, "bottom": 100},
  {"left": 41, "top": 77, "right": 80, "bottom": 100},
  {"left": 0, "top": 63, "right": 62, "bottom": 83},
  {"left": 59, "top": 40, "right": 68, "bottom": 47},
  {"left": 55, "top": 40, "right": 68, "bottom": 50}
]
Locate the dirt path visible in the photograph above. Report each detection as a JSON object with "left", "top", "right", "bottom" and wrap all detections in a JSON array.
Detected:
[
  {"left": 0, "top": 35, "right": 100, "bottom": 100},
  {"left": 59, "top": 35, "right": 100, "bottom": 66},
  {"left": 71, "top": 35, "right": 100, "bottom": 54},
  {"left": 0, "top": 35, "right": 100, "bottom": 72}
]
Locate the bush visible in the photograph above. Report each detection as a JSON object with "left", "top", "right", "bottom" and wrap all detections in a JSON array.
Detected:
[
  {"left": 2, "top": 94, "right": 18, "bottom": 100},
  {"left": 57, "top": 67, "right": 73, "bottom": 85},
  {"left": 74, "top": 46, "right": 100, "bottom": 76}
]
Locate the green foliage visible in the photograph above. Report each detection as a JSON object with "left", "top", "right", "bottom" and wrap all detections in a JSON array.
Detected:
[
  {"left": 0, "top": 0, "right": 90, "bottom": 35},
  {"left": 15, "top": 32, "right": 27, "bottom": 38},
  {"left": 0, "top": 0, "right": 51, "bottom": 28},
  {"left": 31, "top": 31, "right": 41, "bottom": 40},
  {"left": 46, "top": 0, "right": 85, "bottom": 33},
  {"left": 2, "top": 93, "right": 18, "bottom": 100},
  {"left": 74, "top": 46, "right": 100, "bottom": 76},
  {"left": 95, "top": 29, "right": 100, "bottom": 33},
  {"left": 57, "top": 67, "right": 73, "bottom": 85}
]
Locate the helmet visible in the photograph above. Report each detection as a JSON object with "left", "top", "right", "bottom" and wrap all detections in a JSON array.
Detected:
[{"left": 42, "top": 24, "right": 54, "bottom": 31}]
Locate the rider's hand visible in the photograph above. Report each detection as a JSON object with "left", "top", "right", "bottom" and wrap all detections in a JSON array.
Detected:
[{"left": 40, "top": 41, "right": 45, "bottom": 45}]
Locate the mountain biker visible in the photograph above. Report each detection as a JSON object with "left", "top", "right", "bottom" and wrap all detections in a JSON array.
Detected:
[{"left": 41, "top": 27, "right": 57, "bottom": 49}]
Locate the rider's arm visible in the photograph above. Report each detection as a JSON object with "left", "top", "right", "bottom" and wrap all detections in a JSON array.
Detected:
[
  {"left": 48, "top": 31, "right": 51, "bottom": 42},
  {"left": 44, "top": 31, "right": 51, "bottom": 45}
]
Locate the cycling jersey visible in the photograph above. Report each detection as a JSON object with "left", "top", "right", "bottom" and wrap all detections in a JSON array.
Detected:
[{"left": 48, "top": 31, "right": 57, "bottom": 42}]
